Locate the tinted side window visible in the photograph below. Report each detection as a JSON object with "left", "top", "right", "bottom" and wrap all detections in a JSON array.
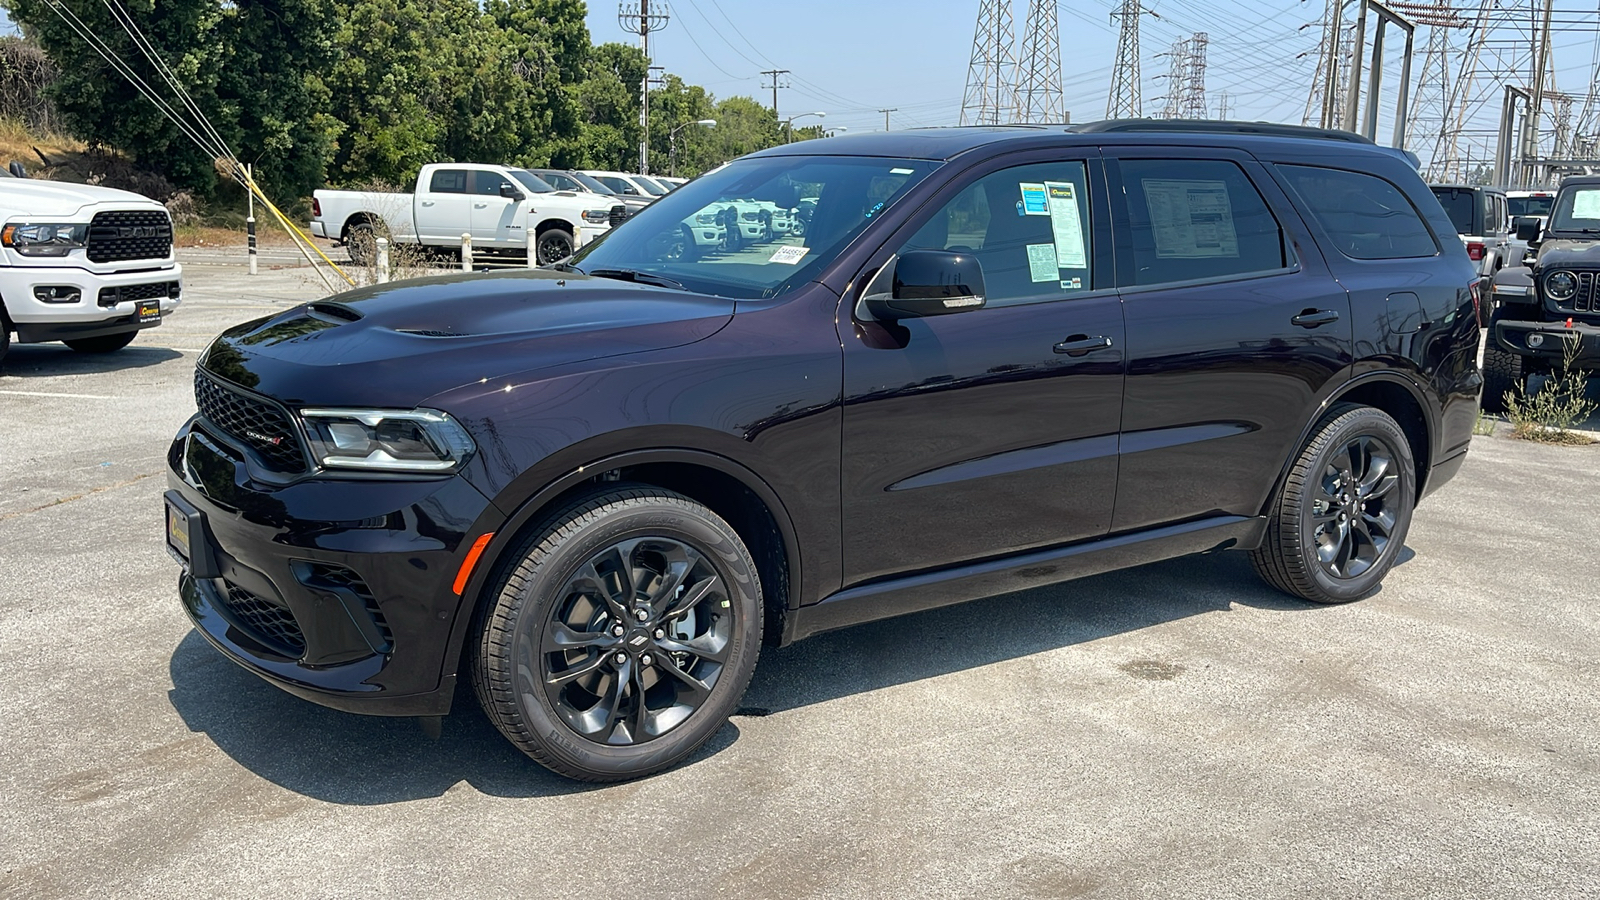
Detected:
[
  {"left": 1282, "top": 165, "right": 1439, "bottom": 260},
  {"left": 899, "top": 160, "right": 1094, "bottom": 306},
  {"left": 472, "top": 171, "right": 509, "bottom": 196},
  {"left": 1429, "top": 187, "right": 1475, "bottom": 234},
  {"left": 1117, "top": 159, "right": 1288, "bottom": 287},
  {"left": 543, "top": 173, "right": 579, "bottom": 191},
  {"left": 596, "top": 176, "right": 634, "bottom": 194},
  {"left": 429, "top": 169, "right": 468, "bottom": 194}
]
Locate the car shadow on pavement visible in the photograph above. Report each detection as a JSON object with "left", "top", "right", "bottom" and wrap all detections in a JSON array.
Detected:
[
  {"left": 165, "top": 549, "right": 1388, "bottom": 803},
  {"left": 0, "top": 343, "right": 182, "bottom": 376}
]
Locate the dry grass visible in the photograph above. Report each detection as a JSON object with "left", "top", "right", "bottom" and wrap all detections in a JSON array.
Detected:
[{"left": 0, "top": 116, "right": 85, "bottom": 177}]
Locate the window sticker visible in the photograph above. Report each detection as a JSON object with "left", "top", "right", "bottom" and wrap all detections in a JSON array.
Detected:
[
  {"left": 1019, "top": 183, "right": 1050, "bottom": 216},
  {"left": 1045, "top": 182, "right": 1088, "bottom": 269},
  {"left": 1142, "top": 179, "right": 1240, "bottom": 258},
  {"left": 890, "top": 167, "right": 915, "bottom": 175},
  {"left": 1026, "top": 243, "right": 1058, "bottom": 282},
  {"left": 1061, "top": 277, "right": 1083, "bottom": 290},
  {"left": 1572, "top": 189, "right": 1600, "bottom": 220},
  {"left": 768, "top": 245, "right": 810, "bottom": 265}
]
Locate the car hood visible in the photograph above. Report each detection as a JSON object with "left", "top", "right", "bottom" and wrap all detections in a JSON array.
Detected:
[
  {"left": 1536, "top": 239, "right": 1600, "bottom": 268},
  {"left": 199, "top": 269, "right": 733, "bottom": 409},
  {"left": 0, "top": 180, "right": 166, "bottom": 220}
]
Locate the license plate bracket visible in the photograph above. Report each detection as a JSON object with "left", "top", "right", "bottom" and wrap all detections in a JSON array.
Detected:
[
  {"left": 164, "top": 491, "right": 218, "bottom": 578},
  {"left": 137, "top": 299, "right": 161, "bottom": 324}
]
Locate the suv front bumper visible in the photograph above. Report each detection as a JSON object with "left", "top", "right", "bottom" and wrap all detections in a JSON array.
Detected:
[
  {"left": 1493, "top": 318, "right": 1600, "bottom": 368},
  {"left": 166, "top": 418, "right": 500, "bottom": 716}
]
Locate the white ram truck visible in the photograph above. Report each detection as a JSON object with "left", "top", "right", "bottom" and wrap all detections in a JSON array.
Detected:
[
  {"left": 309, "top": 163, "right": 625, "bottom": 266},
  {"left": 0, "top": 170, "right": 182, "bottom": 368}
]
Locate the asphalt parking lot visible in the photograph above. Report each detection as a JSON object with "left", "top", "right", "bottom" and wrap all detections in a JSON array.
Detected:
[{"left": 3, "top": 256, "right": 1599, "bottom": 899}]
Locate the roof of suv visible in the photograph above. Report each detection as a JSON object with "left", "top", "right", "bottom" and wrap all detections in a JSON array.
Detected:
[
  {"left": 750, "top": 119, "right": 1419, "bottom": 166},
  {"left": 1560, "top": 174, "right": 1600, "bottom": 188}
]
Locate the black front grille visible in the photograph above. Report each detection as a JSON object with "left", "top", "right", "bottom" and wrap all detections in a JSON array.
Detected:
[
  {"left": 1562, "top": 270, "right": 1598, "bottom": 313},
  {"left": 219, "top": 583, "right": 305, "bottom": 657},
  {"left": 609, "top": 204, "right": 629, "bottom": 228},
  {"left": 302, "top": 563, "right": 392, "bottom": 651},
  {"left": 193, "top": 373, "right": 307, "bottom": 473},
  {"left": 98, "top": 280, "right": 177, "bottom": 308},
  {"left": 87, "top": 210, "right": 173, "bottom": 264}
]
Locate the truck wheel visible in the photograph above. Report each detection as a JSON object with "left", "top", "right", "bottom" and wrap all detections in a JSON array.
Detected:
[
  {"left": 0, "top": 320, "right": 10, "bottom": 369},
  {"left": 536, "top": 228, "right": 574, "bottom": 265},
  {"left": 64, "top": 331, "right": 136, "bottom": 354},
  {"left": 472, "top": 485, "right": 762, "bottom": 782},
  {"left": 344, "top": 222, "right": 377, "bottom": 266},
  {"left": 1250, "top": 403, "right": 1416, "bottom": 605},
  {"left": 1481, "top": 342, "right": 1523, "bottom": 414}
]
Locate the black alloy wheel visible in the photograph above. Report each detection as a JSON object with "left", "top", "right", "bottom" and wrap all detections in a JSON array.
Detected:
[
  {"left": 537, "top": 228, "right": 575, "bottom": 265},
  {"left": 473, "top": 486, "right": 762, "bottom": 781},
  {"left": 344, "top": 221, "right": 377, "bottom": 266},
  {"left": 1251, "top": 404, "right": 1416, "bottom": 604}
]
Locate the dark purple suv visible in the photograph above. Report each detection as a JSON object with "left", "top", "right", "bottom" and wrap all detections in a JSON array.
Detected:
[{"left": 165, "top": 121, "right": 1483, "bottom": 781}]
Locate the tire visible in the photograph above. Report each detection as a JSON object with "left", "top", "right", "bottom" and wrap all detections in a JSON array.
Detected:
[
  {"left": 759, "top": 210, "right": 774, "bottom": 242},
  {"left": 64, "top": 331, "right": 136, "bottom": 354},
  {"left": 472, "top": 485, "right": 763, "bottom": 781},
  {"left": 668, "top": 225, "right": 698, "bottom": 262},
  {"left": 0, "top": 319, "right": 10, "bottom": 370},
  {"left": 344, "top": 221, "right": 377, "bottom": 266},
  {"left": 1250, "top": 403, "right": 1416, "bottom": 604},
  {"left": 1481, "top": 342, "right": 1523, "bottom": 414},
  {"left": 536, "top": 228, "right": 574, "bottom": 265}
]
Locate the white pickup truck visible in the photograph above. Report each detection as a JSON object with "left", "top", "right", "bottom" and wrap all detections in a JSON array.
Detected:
[
  {"left": 0, "top": 170, "right": 182, "bottom": 368},
  {"left": 309, "top": 163, "right": 626, "bottom": 266}
]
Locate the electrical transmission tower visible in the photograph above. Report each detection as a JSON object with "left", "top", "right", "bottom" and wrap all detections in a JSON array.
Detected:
[
  {"left": 1107, "top": 0, "right": 1154, "bottom": 119},
  {"left": 1181, "top": 32, "right": 1209, "bottom": 119},
  {"left": 1303, "top": 0, "right": 1360, "bottom": 129},
  {"left": 1015, "top": 0, "right": 1064, "bottom": 123},
  {"left": 1158, "top": 38, "right": 1190, "bottom": 120},
  {"left": 961, "top": 0, "right": 1017, "bottom": 125},
  {"left": 1390, "top": 2, "right": 1468, "bottom": 176},
  {"left": 618, "top": 0, "right": 669, "bottom": 174}
]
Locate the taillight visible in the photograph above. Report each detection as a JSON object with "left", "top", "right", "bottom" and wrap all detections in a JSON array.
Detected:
[
  {"left": 1466, "top": 241, "right": 1486, "bottom": 261},
  {"left": 312, "top": 198, "right": 322, "bottom": 218}
]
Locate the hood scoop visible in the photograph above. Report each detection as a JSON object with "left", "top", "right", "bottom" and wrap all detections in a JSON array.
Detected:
[{"left": 307, "top": 301, "right": 363, "bottom": 322}]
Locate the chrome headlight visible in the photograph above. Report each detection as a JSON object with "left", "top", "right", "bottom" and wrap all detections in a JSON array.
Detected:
[
  {"left": 2, "top": 222, "right": 88, "bottom": 257},
  {"left": 1545, "top": 270, "right": 1578, "bottom": 301},
  {"left": 582, "top": 209, "right": 610, "bottom": 224},
  {"left": 300, "top": 408, "right": 475, "bottom": 473}
]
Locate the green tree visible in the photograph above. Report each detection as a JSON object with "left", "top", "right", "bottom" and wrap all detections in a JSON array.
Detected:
[{"left": 572, "top": 41, "right": 645, "bottom": 171}]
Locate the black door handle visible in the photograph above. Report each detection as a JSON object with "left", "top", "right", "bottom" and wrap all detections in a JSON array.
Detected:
[
  {"left": 1053, "top": 335, "right": 1114, "bottom": 356},
  {"left": 1291, "top": 309, "right": 1341, "bottom": 328}
]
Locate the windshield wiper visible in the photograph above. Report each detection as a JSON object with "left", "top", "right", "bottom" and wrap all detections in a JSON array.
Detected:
[{"left": 585, "top": 268, "right": 686, "bottom": 291}]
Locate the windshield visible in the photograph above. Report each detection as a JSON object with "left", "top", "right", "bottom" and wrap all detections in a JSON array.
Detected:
[
  {"left": 1508, "top": 195, "right": 1553, "bottom": 218},
  {"left": 1430, "top": 187, "right": 1475, "bottom": 234},
  {"left": 509, "top": 170, "right": 555, "bottom": 193},
  {"left": 1549, "top": 187, "right": 1600, "bottom": 233},
  {"left": 567, "top": 172, "right": 615, "bottom": 195},
  {"left": 568, "top": 155, "right": 938, "bottom": 300}
]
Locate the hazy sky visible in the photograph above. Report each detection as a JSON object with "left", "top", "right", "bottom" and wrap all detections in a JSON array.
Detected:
[{"left": 588, "top": 0, "right": 1600, "bottom": 159}]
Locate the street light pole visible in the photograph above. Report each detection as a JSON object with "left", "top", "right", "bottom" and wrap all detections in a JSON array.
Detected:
[
  {"left": 782, "top": 111, "right": 826, "bottom": 144},
  {"left": 669, "top": 119, "right": 717, "bottom": 177}
]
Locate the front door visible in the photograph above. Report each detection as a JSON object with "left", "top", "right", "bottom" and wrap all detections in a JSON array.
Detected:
[
  {"left": 1103, "top": 150, "right": 1353, "bottom": 533},
  {"left": 840, "top": 154, "right": 1126, "bottom": 585},
  {"left": 470, "top": 170, "right": 522, "bottom": 247}
]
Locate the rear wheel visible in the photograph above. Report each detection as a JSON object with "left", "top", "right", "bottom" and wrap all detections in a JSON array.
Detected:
[
  {"left": 64, "top": 331, "right": 136, "bottom": 354},
  {"left": 473, "top": 486, "right": 763, "bottom": 781},
  {"left": 344, "top": 221, "right": 377, "bottom": 266},
  {"left": 1251, "top": 404, "right": 1416, "bottom": 604},
  {"left": 536, "top": 228, "right": 575, "bottom": 265},
  {"left": 1481, "top": 342, "right": 1523, "bottom": 413}
]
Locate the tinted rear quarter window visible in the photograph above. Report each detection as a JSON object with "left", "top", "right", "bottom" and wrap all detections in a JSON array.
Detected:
[
  {"left": 1428, "top": 186, "right": 1475, "bottom": 235},
  {"left": 1281, "top": 165, "right": 1439, "bottom": 260}
]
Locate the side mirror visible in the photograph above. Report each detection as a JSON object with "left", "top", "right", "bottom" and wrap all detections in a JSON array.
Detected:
[
  {"left": 8, "top": 160, "right": 27, "bottom": 178},
  {"left": 622, "top": 186, "right": 639, "bottom": 195},
  {"left": 1514, "top": 217, "right": 1541, "bottom": 242},
  {"left": 499, "top": 183, "right": 525, "bottom": 201},
  {"left": 867, "top": 250, "right": 987, "bottom": 320}
]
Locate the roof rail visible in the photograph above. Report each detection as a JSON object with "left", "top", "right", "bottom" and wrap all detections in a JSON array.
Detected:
[{"left": 1072, "top": 119, "right": 1376, "bottom": 145}]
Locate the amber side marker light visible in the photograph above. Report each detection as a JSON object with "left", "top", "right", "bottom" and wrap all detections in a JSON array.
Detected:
[{"left": 453, "top": 533, "right": 495, "bottom": 595}]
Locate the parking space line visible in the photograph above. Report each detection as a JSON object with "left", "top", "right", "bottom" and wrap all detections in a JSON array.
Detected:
[{"left": 0, "top": 389, "right": 117, "bottom": 400}]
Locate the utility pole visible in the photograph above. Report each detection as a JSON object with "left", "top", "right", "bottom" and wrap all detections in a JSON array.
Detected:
[
  {"left": 619, "top": 0, "right": 669, "bottom": 175},
  {"left": 878, "top": 108, "right": 897, "bottom": 131},
  {"left": 1107, "top": 0, "right": 1156, "bottom": 119},
  {"left": 761, "top": 68, "right": 790, "bottom": 116},
  {"left": 960, "top": 0, "right": 1016, "bottom": 125},
  {"left": 1015, "top": 0, "right": 1065, "bottom": 123}
]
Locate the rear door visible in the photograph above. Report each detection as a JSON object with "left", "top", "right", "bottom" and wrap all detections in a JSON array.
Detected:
[
  {"left": 840, "top": 151, "right": 1126, "bottom": 584},
  {"left": 414, "top": 167, "right": 473, "bottom": 244},
  {"left": 1104, "top": 149, "right": 1353, "bottom": 533}
]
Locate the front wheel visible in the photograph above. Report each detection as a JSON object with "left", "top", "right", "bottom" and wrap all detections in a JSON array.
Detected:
[
  {"left": 1250, "top": 404, "right": 1416, "bottom": 604},
  {"left": 1480, "top": 342, "right": 1524, "bottom": 414},
  {"left": 64, "top": 331, "right": 136, "bottom": 354},
  {"left": 472, "top": 486, "right": 763, "bottom": 781},
  {"left": 536, "top": 228, "right": 574, "bottom": 265}
]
